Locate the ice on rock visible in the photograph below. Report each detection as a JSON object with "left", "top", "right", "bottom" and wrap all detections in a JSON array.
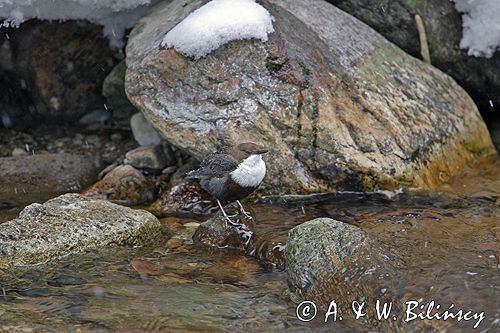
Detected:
[
  {"left": 162, "top": 0, "right": 274, "bottom": 60},
  {"left": 454, "top": 0, "right": 500, "bottom": 58}
]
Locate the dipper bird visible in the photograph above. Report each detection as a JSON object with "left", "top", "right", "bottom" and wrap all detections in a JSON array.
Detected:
[{"left": 186, "top": 142, "right": 268, "bottom": 225}]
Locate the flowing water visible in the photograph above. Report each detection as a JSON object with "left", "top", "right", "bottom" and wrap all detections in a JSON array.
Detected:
[{"left": 0, "top": 158, "right": 498, "bottom": 332}]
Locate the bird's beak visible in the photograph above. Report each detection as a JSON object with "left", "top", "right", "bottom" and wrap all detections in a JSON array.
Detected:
[{"left": 256, "top": 149, "right": 268, "bottom": 154}]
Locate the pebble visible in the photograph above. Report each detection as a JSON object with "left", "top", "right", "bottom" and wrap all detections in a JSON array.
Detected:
[
  {"left": 184, "top": 222, "right": 200, "bottom": 229},
  {"left": 110, "top": 132, "right": 122, "bottom": 143},
  {"left": 130, "top": 112, "right": 162, "bottom": 146},
  {"left": 124, "top": 144, "right": 169, "bottom": 170},
  {"left": 166, "top": 238, "right": 184, "bottom": 249},
  {"left": 78, "top": 109, "right": 111, "bottom": 125},
  {"left": 85, "top": 135, "right": 101, "bottom": 146}
]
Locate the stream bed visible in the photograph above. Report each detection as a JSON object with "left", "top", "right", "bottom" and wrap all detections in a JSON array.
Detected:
[{"left": 0, "top": 158, "right": 498, "bottom": 333}]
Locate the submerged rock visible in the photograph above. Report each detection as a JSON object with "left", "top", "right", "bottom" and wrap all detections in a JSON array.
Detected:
[
  {"left": 125, "top": 0, "right": 494, "bottom": 194},
  {"left": 0, "top": 153, "right": 101, "bottom": 208},
  {"left": 0, "top": 193, "right": 162, "bottom": 269},
  {"left": 285, "top": 218, "right": 404, "bottom": 330}
]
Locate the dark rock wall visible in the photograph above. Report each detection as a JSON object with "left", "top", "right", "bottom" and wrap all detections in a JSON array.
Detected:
[
  {"left": 0, "top": 20, "right": 118, "bottom": 126},
  {"left": 326, "top": 0, "right": 500, "bottom": 122}
]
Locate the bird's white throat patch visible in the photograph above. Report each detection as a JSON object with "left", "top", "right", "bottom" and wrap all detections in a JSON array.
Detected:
[{"left": 230, "top": 154, "right": 266, "bottom": 187}]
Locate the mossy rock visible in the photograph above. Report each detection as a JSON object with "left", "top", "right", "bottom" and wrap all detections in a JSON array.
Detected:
[{"left": 0, "top": 193, "right": 162, "bottom": 269}]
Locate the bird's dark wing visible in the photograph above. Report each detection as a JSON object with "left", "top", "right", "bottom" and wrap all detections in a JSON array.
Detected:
[{"left": 185, "top": 153, "right": 238, "bottom": 178}]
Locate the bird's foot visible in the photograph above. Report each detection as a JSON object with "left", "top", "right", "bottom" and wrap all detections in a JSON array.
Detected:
[
  {"left": 241, "top": 210, "right": 253, "bottom": 220},
  {"left": 217, "top": 199, "right": 242, "bottom": 226},
  {"left": 236, "top": 200, "right": 254, "bottom": 221},
  {"left": 223, "top": 214, "right": 242, "bottom": 227}
]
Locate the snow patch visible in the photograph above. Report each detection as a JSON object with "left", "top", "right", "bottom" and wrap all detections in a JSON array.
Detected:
[
  {"left": 454, "top": 0, "right": 500, "bottom": 58},
  {"left": 0, "top": 0, "right": 158, "bottom": 49},
  {"left": 162, "top": 0, "right": 274, "bottom": 60}
]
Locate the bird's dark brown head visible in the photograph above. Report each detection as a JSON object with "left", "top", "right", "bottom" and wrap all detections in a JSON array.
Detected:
[{"left": 230, "top": 142, "right": 268, "bottom": 161}]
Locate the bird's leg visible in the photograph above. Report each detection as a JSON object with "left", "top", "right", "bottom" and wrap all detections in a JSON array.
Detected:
[
  {"left": 236, "top": 200, "right": 253, "bottom": 220},
  {"left": 217, "top": 200, "right": 240, "bottom": 226}
]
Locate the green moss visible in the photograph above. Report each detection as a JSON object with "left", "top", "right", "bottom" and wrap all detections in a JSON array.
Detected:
[{"left": 464, "top": 142, "right": 497, "bottom": 156}]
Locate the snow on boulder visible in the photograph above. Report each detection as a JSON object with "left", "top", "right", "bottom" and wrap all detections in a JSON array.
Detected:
[
  {"left": 162, "top": 0, "right": 274, "bottom": 60},
  {"left": 454, "top": 0, "right": 500, "bottom": 58},
  {"left": 0, "top": 0, "right": 159, "bottom": 49}
]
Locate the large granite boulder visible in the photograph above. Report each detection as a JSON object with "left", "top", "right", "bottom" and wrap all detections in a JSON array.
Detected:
[
  {"left": 125, "top": 0, "right": 495, "bottom": 194},
  {"left": 0, "top": 193, "right": 162, "bottom": 269}
]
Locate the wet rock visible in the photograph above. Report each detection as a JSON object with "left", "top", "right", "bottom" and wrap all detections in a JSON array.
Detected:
[
  {"left": 161, "top": 165, "right": 178, "bottom": 178},
  {"left": 7, "top": 20, "right": 116, "bottom": 119},
  {"left": 97, "top": 163, "right": 118, "bottom": 180},
  {"left": 130, "top": 112, "right": 163, "bottom": 146},
  {"left": 193, "top": 210, "right": 285, "bottom": 270},
  {"left": 285, "top": 218, "right": 404, "bottom": 330},
  {"left": 110, "top": 132, "right": 123, "bottom": 143},
  {"left": 82, "top": 165, "right": 156, "bottom": 206},
  {"left": 102, "top": 60, "right": 138, "bottom": 124},
  {"left": 125, "top": 0, "right": 494, "bottom": 194},
  {"left": 131, "top": 258, "right": 161, "bottom": 277},
  {"left": 248, "top": 237, "right": 285, "bottom": 271},
  {"left": 148, "top": 181, "right": 215, "bottom": 216},
  {"left": 326, "top": 0, "right": 500, "bottom": 118},
  {"left": 0, "top": 153, "right": 101, "bottom": 208},
  {"left": 165, "top": 237, "right": 184, "bottom": 250},
  {"left": 192, "top": 211, "right": 250, "bottom": 249},
  {"left": 124, "top": 144, "right": 175, "bottom": 171},
  {"left": 0, "top": 193, "right": 162, "bottom": 269}
]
